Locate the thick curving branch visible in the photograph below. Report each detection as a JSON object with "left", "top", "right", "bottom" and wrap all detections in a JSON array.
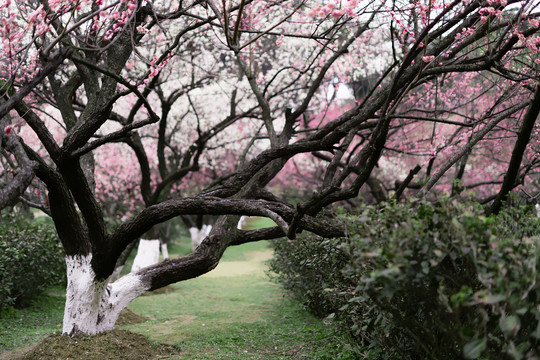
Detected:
[
  {"left": 109, "top": 197, "right": 343, "bottom": 264},
  {"left": 0, "top": 161, "right": 37, "bottom": 209}
]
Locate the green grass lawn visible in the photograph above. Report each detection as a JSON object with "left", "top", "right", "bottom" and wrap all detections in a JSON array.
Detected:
[
  {"left": 0, "top": 217, "right": 358, "bottom": 359},
  {"left": 0, "top": 289, "right": 64, "bottom": 352},
  {"left": 124, "top": 239, "right": 356, "bottom": 359}
]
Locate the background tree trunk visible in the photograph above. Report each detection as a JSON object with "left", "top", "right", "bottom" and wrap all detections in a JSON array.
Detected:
[{"left": 490, "top": 84, "right": 540, "bottom": 215}]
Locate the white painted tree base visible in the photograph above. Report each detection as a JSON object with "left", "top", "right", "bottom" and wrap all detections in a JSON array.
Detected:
[
  {"left": 62, "top": 254, "right": 148, "bottom": 335},
  {"left": 237, "top": 215, "right": 247, "bottom": 229},
  {"left": 190, "top": 225, "right": 212, "bottom": 251},
  {"left": 131, "top": 239, "right": 161, "bottom": 272},
  {"left": 161, "top": 243, "right": 169, "bottom": 260}
]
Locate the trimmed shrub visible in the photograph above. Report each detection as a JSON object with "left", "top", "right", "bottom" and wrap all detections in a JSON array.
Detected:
[
  {"left": 270, "top": 234, "right": 353, "bottom": 318},
  {"left": 0, "top": 212, "right": 65, "bottom": 310},
  {"left": 271, "top": 199, "right": 540, "bottom": 359}
]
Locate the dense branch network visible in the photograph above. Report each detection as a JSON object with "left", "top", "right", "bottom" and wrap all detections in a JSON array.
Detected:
[{"left": 0, "top": 0, "right": 539, "bottom": 333}]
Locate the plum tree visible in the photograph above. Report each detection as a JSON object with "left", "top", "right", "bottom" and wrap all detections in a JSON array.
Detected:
[{"left": 0, "top": 0, "right": 539, "bottom": 335}]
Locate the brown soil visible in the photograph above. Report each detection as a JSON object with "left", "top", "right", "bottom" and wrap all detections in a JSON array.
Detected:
[
  {"left": 14, "top": 329, "right": 181, "bottom": 360},
  {"left": 116, "top": 308, "right": 148, "bottom": 326}
]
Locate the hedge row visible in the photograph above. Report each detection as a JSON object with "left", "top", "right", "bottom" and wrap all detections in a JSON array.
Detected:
[
  {"left": 0, "top": 212, "right": 65, "bottom": 310},
  {"left": 270, "top": 199, "right": 540, "bottom": 360}
]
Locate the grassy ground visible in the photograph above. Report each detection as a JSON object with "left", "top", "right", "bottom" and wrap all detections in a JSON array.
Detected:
[
  {"left": 0, "top": 289, "right": 64, "bottom": 353},
  {"left": 0, "top": 217, "right": 358, "bottom": 359},
  {"left": 124, "top": 240, "right": 356, "bottom": 359}
]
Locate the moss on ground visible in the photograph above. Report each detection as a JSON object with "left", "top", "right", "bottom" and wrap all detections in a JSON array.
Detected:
[
  {"left": 115, "top": 308, "right": 148, "bottom": 326},
  {"left": 17, "top": 330, "right": 180, "bottom": 360}
]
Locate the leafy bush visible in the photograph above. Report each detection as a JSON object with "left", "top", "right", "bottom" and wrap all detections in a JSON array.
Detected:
[
  {"left": 0, "top": 212, "right": 65, "bottom": 310},
  {"left": 271, "top": 199, "right": 540, "bottom": 359},
  {"left": 270, "top": 235, "right": 353, "bottom": 318}
]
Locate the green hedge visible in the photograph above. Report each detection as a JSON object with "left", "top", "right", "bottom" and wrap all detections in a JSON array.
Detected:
[
  {"left": 0, "top": 212, "right": 65, "bottom": 310},
  {"left": 271, "top": 235, "right": 353, "bottom": 318},
  {"left": 271, "top": 199, "right": 540, "bottom": 360}
]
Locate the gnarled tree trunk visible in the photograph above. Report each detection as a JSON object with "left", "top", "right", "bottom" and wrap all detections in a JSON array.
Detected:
[{"left": 63, "top": 254, "right": 148, "bottom": 335}]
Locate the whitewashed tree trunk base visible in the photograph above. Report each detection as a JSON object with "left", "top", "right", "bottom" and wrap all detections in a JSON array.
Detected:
[
  {"left": 190, "top": 225, "right": 212, "bottom": 251},
  {"left": 62, "top": 254, "right": 148, "bottom": 335},
  {"left": 237, "top": 216, "right": 247, "bottom": 229},
  {"left": 131, "top": 239, "right": 161, "bottom": 273},
  {"left": 161, "top": 242, "right": 169, "bottom": 259}
]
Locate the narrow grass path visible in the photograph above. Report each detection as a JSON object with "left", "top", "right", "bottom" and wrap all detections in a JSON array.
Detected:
[{"left": 123, "top": 240, "right": 353, "bottom": 359}]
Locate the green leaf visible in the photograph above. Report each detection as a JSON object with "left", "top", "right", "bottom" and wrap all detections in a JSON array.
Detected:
[
  {"left": 531, "top": 321, "right": 540, "bottom": 340},
  {"left": 500, "top": 315, "right": 520, "bottom": 337},
  {"left": 324, "top": 313, "right": 335, "bottom": 321},
  {"left": 477, "top": 293, "right": 506, "bottom": 305},
  {"left": 463, "top": 338, "right": 486, "bottom": 359}
]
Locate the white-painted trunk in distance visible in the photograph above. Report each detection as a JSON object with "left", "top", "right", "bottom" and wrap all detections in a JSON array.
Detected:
[
  {"left": 237, "top": 216, "right": 247, "bottom": 229},
  {"left": 189, "top": 227, "right": 201, "bottom": 250},
  {"left": 190, "top": 225, "right": 212, "bottom": 251},
  {"left": 63, "top": 254, "right": 148, "bottom": 335},
  {"left": 161, "top": 242, "right": 169, "bottom": 259},
  {"left": 131, "top": 239, "right": 161, "bottom": 273}
]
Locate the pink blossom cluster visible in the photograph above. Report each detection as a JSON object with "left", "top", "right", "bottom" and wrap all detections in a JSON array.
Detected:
[
  {"left": 275, "top": 34, "right": 284, "bottom": 46},
  {"left": 305, "top": 0, "right": 361, "bottom": 19},
  {"left": 525, "top": 36, "right": 540, "bottom": 54},
  {"left": 456, "top": 27, "right": 475, "bottom": 41},
  {"left": 439, "top": 27, "right": 476, "bottom": 58},
  {"left": 415, "top": 1, "right": 431, "bottom": 26},
  {"left": 514, "top": 25, "right": 540, "bottom": 55},
  {"left": 384, "top": 5, "right": 418, "bottom": 47},
  {"left": 95, "top": 142, "right": 145, "bottom": 216},
  {"left": 478, "top": 6, "right": 503, "bottom": 23},
  {"left": 381, "top": 0, "right": 461, "bottom": 49},
  {"left": 136, "top": 25, "right": 151, "bottom": 34},
  {"left": 48, "top": 0, "right": 92, "bottom": 13},
  {"left": 0, "top": 12, "right": 23, "bottom": 60},
  {"left": 4, "top": 125, "right": 13, "bottom": 136},
  {"left": 225, "top": 0, "right": 272, "bottom": 44},
  {"left": 25, "top": 5, "right": 48, "bottom": 35},
  {"left": 0, "top": 2, "right": 49, "bottom": 84},
  {"left": 391, "top": 68, "right": 534, "bottom": 198},
  {"left": 485, "top": 0, "right": 507, "bottom": 6},
  {"left": 142, "top": 54, "right": 171, "bottom": 85},
  {"left": 92, "top": 0, "right": 138, "bottom": 41}
]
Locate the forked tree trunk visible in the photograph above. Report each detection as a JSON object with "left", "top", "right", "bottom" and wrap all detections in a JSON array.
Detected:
[{"left": 62, "top": 254, "right": 149, "bottom": 335}]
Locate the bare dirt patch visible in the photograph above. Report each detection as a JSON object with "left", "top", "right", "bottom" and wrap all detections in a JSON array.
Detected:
[{"left": 13, "top": 330, "right": 181, "bottom": 360}]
